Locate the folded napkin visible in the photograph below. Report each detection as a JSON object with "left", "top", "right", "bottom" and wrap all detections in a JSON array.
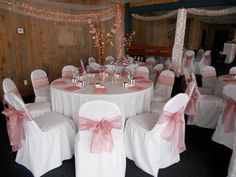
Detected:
[
  {"left": 128, "top": 85, "right": 145, "bottom": 91},
  {"left": 94, "top": 88, "right": 108, "bottom": 94},
  {"left": 51, "top": 81, "right": 66, "bottom": 85},
  {"left": 64, "top": 86, "right": 80, "bottom": 91},
  {"left": 137, "top": 79, "right": 152, "bottom": 85}
]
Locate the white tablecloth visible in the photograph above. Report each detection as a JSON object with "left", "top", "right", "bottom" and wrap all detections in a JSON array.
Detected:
[
  {"left": 222, "top": 43, "right": 236, "bottom": 64},
  {"left": 51, "top": 76, "right": 153, "bottom": 121}
]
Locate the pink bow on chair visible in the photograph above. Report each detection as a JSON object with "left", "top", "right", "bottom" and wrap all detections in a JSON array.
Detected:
[
  {"left": 223, "top": 96, "right": 236, "bottom": 133},
  {"left": 79, "top": 116, "right": 122, "bottom": 153},
  {"left": 32, "top": 76, "right": 49, "bottom": 89},
  {"left": 185, "top": 89, "right": 198, "bottom": 116},
  {"left": 157, "top": 107, "right": 186, "bottom": 154},
  {"left": 2, "top": 107, "right": 31, "bottom": 151}
]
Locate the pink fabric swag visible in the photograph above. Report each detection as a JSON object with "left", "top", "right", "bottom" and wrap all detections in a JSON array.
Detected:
[
  {"left": 157, "top": 107, "right": 186, "bottom": 154},
  {"left": 32, "top": 76, "right": 49, "bottom": 89},
  {"left": 185, "top": 88, "right": 198, "bottom": 116},
  {"left": 158, "top": 75, "right": 174, "bottom": 86},
  {"left": 223, "top": 96, "right": 236, "bottom": 133},
  {"left": 79, "top": 116, "right": 122, "bottom": 153},
  {"left": 2, "top": 107, "right": 31, "bottom": 151}
]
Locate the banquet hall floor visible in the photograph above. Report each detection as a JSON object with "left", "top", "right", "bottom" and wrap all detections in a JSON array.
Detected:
[{"left": 0, "top": 97, "right": 232, "bottom": 177}]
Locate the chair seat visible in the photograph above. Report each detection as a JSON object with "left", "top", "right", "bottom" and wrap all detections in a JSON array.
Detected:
[
  {"left": 34, "top": 111, "right": 74, "bottom": 132},
  {"left": 128, "top": 113, "right": 159, "bottom": 131},
  {"left": 26, "top": 101, "right": 51, "bottom": 118},
  {"left": 150, "top": 102, "right": 165, "bottom": 115}
]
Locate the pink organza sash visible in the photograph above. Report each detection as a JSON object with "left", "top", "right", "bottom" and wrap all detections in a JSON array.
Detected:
[
  {"left": 2, "top": 107, "right": 31, "bottom": 151},
  {"left": 185, "top": 88, "right": 198, "bottom": 116},
  {"left": 157, "top": 108, "right": 186, "bottom": 154},
  {"left": 134, "top": 71, "right": 149, "bottom": 79},
  {"left": 158, "top": 75, "right": 174, "bottom": 86},
  {"left": 32, "top": 76, "right": 49, "bottom": 89},
  {"left": 78, "top": 116, "right": 122, "bottom": 153},
  {"left": 62, "top": 71, "right": 73, "bottom": 79},
  {"left": 203, "top": 70, "right": 216, "bottom": 78},
  {"left": 223, "top": 96, "right": 236, "bottom": 133}
]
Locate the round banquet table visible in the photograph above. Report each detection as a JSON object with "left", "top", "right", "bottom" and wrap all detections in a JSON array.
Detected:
[
  {"left": 50, "top": 75, "right": 153, "bottom": 122},
  {"left": 214, "top": 74, "right": 236, "bottom": 96}
]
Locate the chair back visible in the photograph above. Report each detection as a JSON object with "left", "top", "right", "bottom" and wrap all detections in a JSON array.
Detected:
[
  {"left": 75, "top": 100, "right": 125, "bottom": 177},
  {"left": 31, "top": 69, "right": 50, "bottom": 101},
  {"left": 105, "top": 64, "right": 116, "bottom": 74},
  {"left": 62, "top": 65, "right": 76, "bottom": 79},
  {"left": 152, "top": 64, "right": 164, "bottom": 83},
  {"left": 88, "top": 57, "right": 96, "bottom": 64},
  {"left": 184, "top": 81, "right": 197, "bottom": 116},
  {"left": 89, "top": 63, "right": 101, "bottom": 73},
  {"left": 134, "top": 66, "right": 149, "bottom": 79},
  {"left": 222, "top": 85, "right": 236, "bottom": 133},
  {"left": 2, "top": 78, "right": 22, "bottom": 99},
  {"left": 229, "top": 66, "right": 236, "bottom": 75},
  {"left": 125, "top": 64, "right": 138, "bottom": 72},
  {"left": 202, "top": 50, "right": 211, "bottom": 65},
  {"left": 105, "top": 56, "right": 115, "bottom": 64},
  {"left": 202, "top": 66, "right": 217, "bottom": 89},
  {"left": 164, "top": 59, "right": 172, "bottom": 70},
  {"left": 4, "top": 93, "right": 41, "bottom": 137},
  {"left": 145, "top": 57, "right": 156, "bottom": 66},
  {"left": 154, "top": 70, "right": 175, "bottom": 102},
  {"left": 183, "top": 50, "right": 195, "bottom": 68},
  {"left": 195, "top": 49, "right": 204, "bottom": 62}
]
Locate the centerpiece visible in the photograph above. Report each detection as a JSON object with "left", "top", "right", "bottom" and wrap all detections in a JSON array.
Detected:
[{"left": 88, "top": 18, "right": 117, "bottom": 65}]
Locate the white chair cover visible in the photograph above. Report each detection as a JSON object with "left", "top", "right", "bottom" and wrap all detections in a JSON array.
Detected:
[
  {"left": 105, "top": 56, "right": 115, "bottom": 64},
  {"left": 75, "top": 100, "right": 126, "bottom": 177},
  {"left": 134, "top": 66, "right": 149, "bottom": 79},
  {"left": 195, "top": 49, "right": 204, "bottom": 62},
  {"left": 201, "top": 66, "right": 217, "bottom": 95},
  {"left": 150, "top": 64, "right": 164, "bottom": 83},
  {"left": 145, "top": 56, "right": 156, "bottom": 65},
  {"left": 228, "top": 137, "right": 236, "bottom": 177},
  {"left": 31, "top": 69, "right": 50, "bottom": 102},
  {"left": 182, "top": 50, "right": 195, "bottom": 74},
  {"left": 187, "top": 73, "right": 225, "bottom": 129},
  {"left": 202, "top": 50, "right": 211, "bottom": 65},
  {"left": 105, "top": 64, "right": 116, "bottom": 74},
  {"left": 164, "top": 59, "right": 172, "bottom": 70},
  {"left": 229, "top": 66, "right": 236, "bottom": 75},
  {"left": 89, "top": 63, "right": 101, "bottom": 73},
  {"left": 125, "top": 93, "right": 189, "bottom": 177},
  {"left": 212, "top": 85, "right": 236, "bottom": 149},
  {"left": 62, "top": 65, "right": 76, "bottom": 79},
  {"left": 125, "top": 64, "right": 138, "bottom": 73},
  {"left": 153, "top": 70, "right": 175, "bottom": 103},
  {"left": 3, "top": 78, "right": 51, "bottom": 118},
  {"left": 88, "top": 57, "right": 96, "bottom": 64},
  {"left": 3, "top": 93, "right": 76, "bottom": 177}
]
